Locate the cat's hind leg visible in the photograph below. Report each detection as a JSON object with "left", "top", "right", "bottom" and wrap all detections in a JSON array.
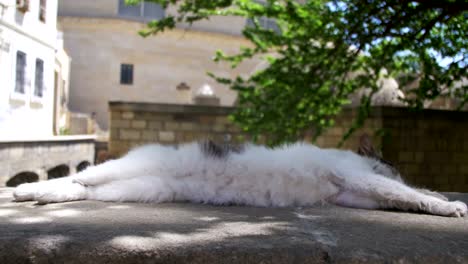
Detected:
[{"left": 332, "top": 174, "right": 467, "bottom": 217}]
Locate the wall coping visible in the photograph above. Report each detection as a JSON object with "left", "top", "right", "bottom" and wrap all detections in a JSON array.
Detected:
[
  {"left": 0, "top": 135, "right": 97, "bottom": 144},
  {"left": 109, "top": 101, "right": 236, "bottom": 115},
  {"left": 109, "top": 101, "right": 468, "bottom": 119}
]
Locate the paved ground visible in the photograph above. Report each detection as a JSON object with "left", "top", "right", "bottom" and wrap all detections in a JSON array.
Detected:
[{"left": 0, "top": 188, "right": 467, "bottom": 264}]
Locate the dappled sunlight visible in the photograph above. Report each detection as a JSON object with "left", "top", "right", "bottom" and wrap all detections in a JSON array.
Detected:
[
  {"left": 0, "top": 208, "right": 19, "bottom": 217},
  {"left": 196, "top": 216, "right": 220, "bottom": 222},
  {"left": 11, "top": 216, "right": 53, "bottom": 224},
  {"left": 294, "top": 212, "right": 323, "bottom": 220},
  {"left": 106, "top": 205, "right": 133, "bottom": 210},
  {"left": 110, "top": 221, "right": 290, "bottom": 251},
  {"left": 45, "top": 209, "right": 82, "bottom": 217},
  {"left": 29, "top": 235, "right": 70, "bottom": 253}
]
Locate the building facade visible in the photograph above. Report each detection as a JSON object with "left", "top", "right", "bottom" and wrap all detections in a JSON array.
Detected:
[
  {"left": 0, "top": 0, "right": 61, "bottom": 138},
  {"left": 57, "top": 0, "right": 262, "bottom": 131},
  {"left": 0, "top": 0, "right": 95, "bottom": 187}
]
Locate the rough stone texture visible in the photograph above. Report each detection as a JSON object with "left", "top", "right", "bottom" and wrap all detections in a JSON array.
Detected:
[
  {"left": 108, "top": 102, "right": 468, "bottom": 192},
  {"left": 0, "top": 188, "right": 467, "bottom": 263},
  {"left": 0, "top": 137, "right": 95, "bottom": 187}
]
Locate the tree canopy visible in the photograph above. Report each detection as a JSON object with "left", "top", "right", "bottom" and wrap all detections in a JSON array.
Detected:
[{"left": 129, "top": 0, "right": 468, "bottom": 145}]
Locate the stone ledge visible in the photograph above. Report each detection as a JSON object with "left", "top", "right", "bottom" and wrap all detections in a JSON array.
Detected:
[
  {"left": 0, "top": 135, "right": 96, "bottom": 144},
  {"left": 1, "top": 188, "right": 467, "bottom": 264},
  {"left": 109, "top": 101, "right": 236, "bottom": 115}
]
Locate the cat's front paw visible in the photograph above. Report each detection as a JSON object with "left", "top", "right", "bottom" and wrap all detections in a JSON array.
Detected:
[{"left": 13, "top": 183, "right": 39, "bottom": 202}]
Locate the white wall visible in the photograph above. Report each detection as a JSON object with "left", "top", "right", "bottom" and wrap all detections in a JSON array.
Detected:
[{"left": 0, "top": 0, "right": 58, "bottom": 139}]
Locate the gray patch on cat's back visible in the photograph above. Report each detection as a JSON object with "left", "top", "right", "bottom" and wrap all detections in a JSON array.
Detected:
[{"left": 199, "top": 140, "right": 245, "bottom": 159}]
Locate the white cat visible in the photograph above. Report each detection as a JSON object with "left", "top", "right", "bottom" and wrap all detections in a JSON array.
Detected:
[{"left": 13, "top": 135, "right": 467, "bottom": 217}]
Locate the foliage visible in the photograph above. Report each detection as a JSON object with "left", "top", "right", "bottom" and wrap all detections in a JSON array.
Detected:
[{"left": 128, "top": 0, "right": 467, "bottom": 145}]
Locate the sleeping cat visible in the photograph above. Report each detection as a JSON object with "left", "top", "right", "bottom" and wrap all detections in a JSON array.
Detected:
[{"left": 13, "top": 134, "right": 467, "bottom": 217}]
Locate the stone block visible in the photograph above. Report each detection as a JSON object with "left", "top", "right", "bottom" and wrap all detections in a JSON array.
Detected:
[
  {"left": 459, "top": 165, "right": 468, "bottom": 174},
  {"left": 398, "top": 152, "right": 414, "bottom": 162},
  {"left": 141, "top": 131, "right": 157, "bottom": 141},
  {"left": 110, "top": 129, "right": 119, "bottom": 140},
  {"left": 159, "top": 131, "right": 175, "bottom": 142},
  {"left": 165, "top": 121, "right": 180, "bottom": 130},
  {"left": 448, "top": 174, "right": 465, "bottom": 184},
  {"left": 180, "top": 122, "right": 195, "bottom": 131},
  {"left": 213, "top": 124, "right": 226, "bottom": 132},
  {"left": 148, "top": 121, "right": 163, "bottom": 130},
  {"left": 110, "top": 111, "right": 121, "bottom": 120},
  {"left": 435, "top": 184, "right": 452, "bottom": 192},
  {"left": 146, "top": 114, "right": 173, "bottom": 121},
  {"left": 327, "top": 127, "right": 344, "bottom": 137},
  {"left": 120, "top": 129, "right": 141, "bottom": 140},
  {"left": 215, "top": 116, "right": 231, "bottom": 125},
  {"left": 111, "top": 119, "right": 130, "bottom": 128},
  {"left": 443, "top": 166, "right": 457, "bottom": 175},
  {"left": 433, "top": 176, "right": 449, "bottom": 185},
  {"left": 199, "top": 116, "right": 216, "bottom": 124},
  {"left": 453, "top": 152, "right": 468, "bottom": 163},
  {"left": 122, "top": 111, "right": 134, "bottom": 119},
  {"left": 131, "top": 120, "right": 147, "bottom": 129},
  {"left": 414, "top": 152, "right": 424, "bottom": 163}
]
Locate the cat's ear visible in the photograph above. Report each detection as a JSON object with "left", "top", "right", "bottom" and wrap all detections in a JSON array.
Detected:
[{"left": 357, "top": 133, "right": 380, "bottom": 158}]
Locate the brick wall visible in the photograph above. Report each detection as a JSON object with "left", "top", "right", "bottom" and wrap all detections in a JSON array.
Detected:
[{"left": 109, "top": 102, "right": 468, "bottom": 192}]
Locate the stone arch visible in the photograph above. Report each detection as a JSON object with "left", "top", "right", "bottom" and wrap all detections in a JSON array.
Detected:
[
  {"left": 6, "top": 171, "right": 39, "bottom": 187},
  {"left": 76, "top": 161, "right": 91, "bottom": 172},
  {"left": 47, "top": 164, "right": 70, "bottom": 180}
]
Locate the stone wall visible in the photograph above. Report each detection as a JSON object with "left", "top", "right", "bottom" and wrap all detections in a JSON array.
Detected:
[
  {"left": 109, "top": 102, "right": 468, "bottom": 192},
  {"left": 109, "top": 102, "right": 243, "bottom": 156},
  {"left": 0, "top": 136, "right": 95, "bottom": 187}
]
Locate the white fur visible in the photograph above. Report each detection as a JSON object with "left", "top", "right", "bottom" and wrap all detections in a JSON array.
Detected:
[{"left": 13, "top": 142, "right": 467, "bottom": 217}]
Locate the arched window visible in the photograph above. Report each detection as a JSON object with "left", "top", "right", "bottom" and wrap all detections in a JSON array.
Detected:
[
  {"left": 47, "top": 164, "right": 70, "bottom": 179},
  {"left": 6, "top": 171, "right": 39, "bottom": 187},
  {"left": 76, "top": 161, "right": 91, "bottom": 172}
]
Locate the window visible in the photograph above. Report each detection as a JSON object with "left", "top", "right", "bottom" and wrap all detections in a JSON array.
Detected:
[
  {"left": 120, "top": 64, "right": 133, "bottom": 85},
  {"left": 118, "top": 0, "right": 165, "bottom": 20},
  {"left": 39, "top": 0, "right": 46, "bottom": 22},
  {"left": 246, "top": 17, "right": 281, "bottom": 34},
  {"left": 15, "top": 51, "right": 27, "bottom": 94},
  {"left": 34, "top": 59, "right": 44, "bottom": 97}
]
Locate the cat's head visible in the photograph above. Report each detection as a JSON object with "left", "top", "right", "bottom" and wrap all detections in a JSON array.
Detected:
[{"left": 357, "top": 134, "right": 403, "bottom": 182}]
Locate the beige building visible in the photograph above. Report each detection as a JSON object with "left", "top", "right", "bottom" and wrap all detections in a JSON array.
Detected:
[
  {"left": 0, "top": 0, "right": 71, "bottom": 138},
  {"left": 57, "top": 0, "right": 262, "bottom": 131}
]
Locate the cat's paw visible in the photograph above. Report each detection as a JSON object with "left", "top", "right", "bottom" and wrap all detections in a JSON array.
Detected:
[
  {"left": 451, "top": 201, "right": 467, "bottom": 217},
  {"left": 13, "top": 183, "right": 39, "bottom": 202}
]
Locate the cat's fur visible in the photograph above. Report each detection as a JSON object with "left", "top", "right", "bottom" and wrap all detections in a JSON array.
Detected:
[{"left": 13, "top": 135, "right": 467, "bottom": 217}]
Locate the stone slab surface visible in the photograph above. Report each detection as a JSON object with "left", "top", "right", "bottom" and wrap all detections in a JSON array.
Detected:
[{"left": 0, "top": 188, "right": 467, "bottom": 264}]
